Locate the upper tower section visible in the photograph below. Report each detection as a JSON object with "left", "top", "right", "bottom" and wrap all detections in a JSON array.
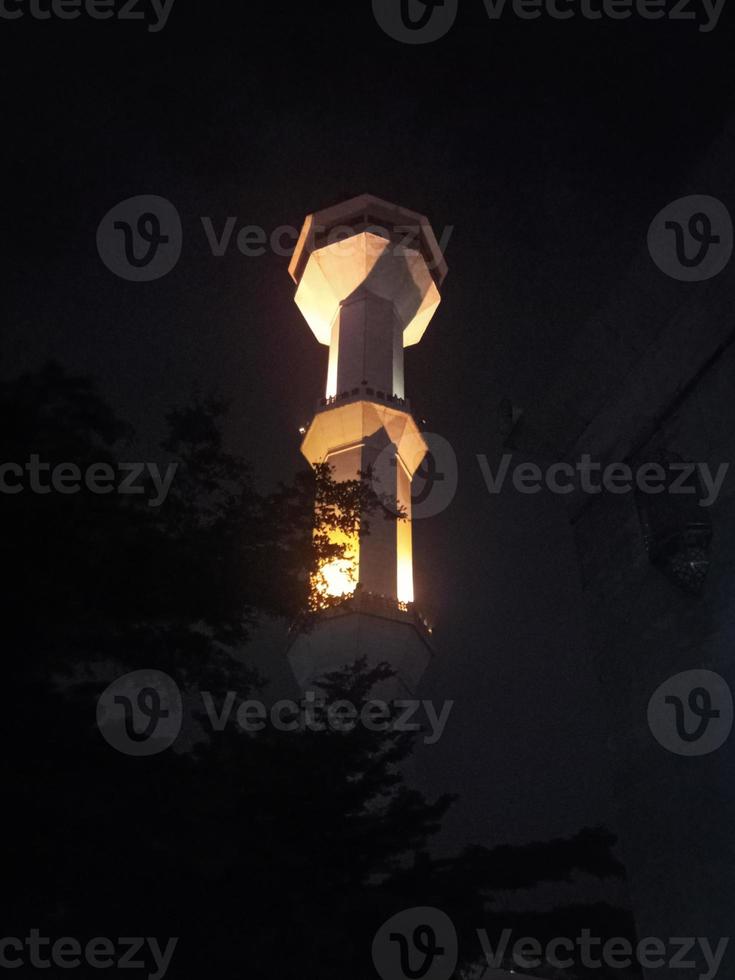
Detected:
[{"left": 289, "top": 195, "right": 448, "bottom": 399}]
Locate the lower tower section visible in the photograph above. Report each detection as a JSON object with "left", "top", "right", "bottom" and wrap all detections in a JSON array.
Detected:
[
  {"left": 288, "top": 596, "right": 433, "bottom": 697},
  {"left": 289, "top": 391, "right": 435, "bottom": 695}
]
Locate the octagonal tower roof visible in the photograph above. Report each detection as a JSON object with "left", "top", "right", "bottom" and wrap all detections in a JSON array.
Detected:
[{"left": 288, "top": 194, "right": 448, "bottom": 348}]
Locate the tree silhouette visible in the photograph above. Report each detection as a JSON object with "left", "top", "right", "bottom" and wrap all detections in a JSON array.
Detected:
[{"left": 2, "top": 365, "right": 639, "bottom": 979}]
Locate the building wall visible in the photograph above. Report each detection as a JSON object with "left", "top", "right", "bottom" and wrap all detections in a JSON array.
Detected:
[
  {"left": 574, "top": 340, "right": 735, "bottom": 978},
  {"left": 509, "top": 116, "right": 735, "bottom": 980}
]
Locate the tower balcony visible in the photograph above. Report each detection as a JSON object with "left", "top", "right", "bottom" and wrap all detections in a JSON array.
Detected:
[
  {"left": 291, "top": 589, "right": 433, "bottom": 644},
  {"left": 315, "top": 385, "right": 411, "bottom": 415}
]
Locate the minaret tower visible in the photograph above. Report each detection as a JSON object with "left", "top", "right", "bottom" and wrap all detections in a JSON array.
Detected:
[{"left": 287, "top": 194, "right": 448, "bottom": 696}]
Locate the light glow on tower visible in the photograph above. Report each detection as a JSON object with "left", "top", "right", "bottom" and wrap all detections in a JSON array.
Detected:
[
  {"left": 396, "top": 517, "right": 414, "bottom": 605},
  {"left": 313, "top": 525, "right": 359, "bottom": 600}
]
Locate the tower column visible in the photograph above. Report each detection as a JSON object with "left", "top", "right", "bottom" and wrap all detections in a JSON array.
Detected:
[{"left": 327, "top": 292, "right": 405, "bottom": 399}]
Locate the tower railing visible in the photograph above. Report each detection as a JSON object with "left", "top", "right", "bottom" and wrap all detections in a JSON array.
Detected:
[
  {"left": 316, "top": 386, "right": 411, "bottom": 414},
  {"left": 289, "top": 589, "right": 434, "bottom": 646}
]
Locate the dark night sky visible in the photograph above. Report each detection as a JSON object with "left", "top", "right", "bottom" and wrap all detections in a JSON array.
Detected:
[{"left": 5, "top": 0, "right": 735, "bottom": 891}]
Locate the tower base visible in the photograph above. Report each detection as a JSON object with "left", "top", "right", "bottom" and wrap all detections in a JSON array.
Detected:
[{"left": 287, "top": 595, "right": 433, "bottom": 698}]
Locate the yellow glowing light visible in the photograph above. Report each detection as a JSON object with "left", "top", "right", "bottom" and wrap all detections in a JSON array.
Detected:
[
  {"left": 396, "top": 458, "right": 414, "bottom": 605},
  {"left": 396, "top": 515, "right": 414, "bottom": 605},
  {"left": 313, "top": 526, "right": 359, "bottom": 600},
  {"left": 317, "top": 558, "right": 357, "bottom": 598},
  {"left": 326, "top": 323, "right": 339, "bottom": 399}
]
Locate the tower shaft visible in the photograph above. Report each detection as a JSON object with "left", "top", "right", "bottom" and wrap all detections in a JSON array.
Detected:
[{"left": 327, "top": 292, "right": 405, "bottom": 399}]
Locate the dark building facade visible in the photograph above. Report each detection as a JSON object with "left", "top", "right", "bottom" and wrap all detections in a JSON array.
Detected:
[{"left": 509, "top": 118, "right": 735, "bottom": 979}]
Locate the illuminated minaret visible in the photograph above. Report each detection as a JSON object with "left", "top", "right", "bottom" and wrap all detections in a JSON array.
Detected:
[{"left": 287, "top": 194, "right": 448, "bottom": 695}]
